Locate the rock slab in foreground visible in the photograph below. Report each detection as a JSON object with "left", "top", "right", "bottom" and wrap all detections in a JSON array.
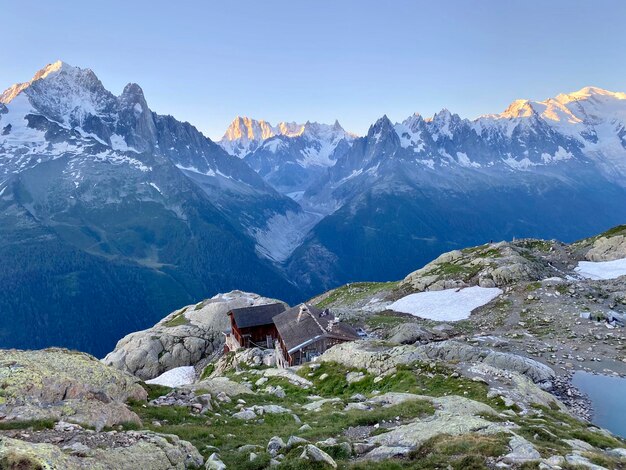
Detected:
[
  {"left": 0, "top": 431, "right": 203, "bottom": 470},
  {"left": 0, "top": 348, "right": 146, "bottom": 430}
]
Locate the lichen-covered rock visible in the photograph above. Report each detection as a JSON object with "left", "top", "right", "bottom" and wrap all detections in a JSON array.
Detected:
[
  {"left": 362, "top": 445, "right": 412, "bottom": 461},
  {"left": 0, "top": 348, "right": 146, "bottom": 430},
  {"left": 185, "top": 376, "right": 253, "bottom": 397},
  {"left": 103, "top": 291, "right": 286, "bottom": 380},
  {"left": 232, "top": 409, "right": 257, "bottom": 420},
  {"left": 416, "top": 341, "right": 555, "bottom": 386},
  {"left": 402, "top": 241, "right": 555, "bottom": 292},
  {"left": 468, "top": 363, "right": 563, "bottom": 411},
  {"left": 0, "top": 431, "right": 203, "bottom": 469},
  {"left": 585, "top": 234, "right": 626, "bottom": 262},
  {"left": 267, "top": 436, "right": 286, "bottom": 457},
  {"left": 368, "top": 411, "right": 496, "bottom": 449},
  {"left": 502, "top": 435, "right": 541, "bottom": 464},
  {"left": 319, "top": 340, "right": 555, "bottom": 386},
  {"left": 205, "top": 452, "right": 226, "bottom": 470},
  {"left": 387, "top": 323, "right": 434, "bottom": 344},
  {"left": 210, "top": 347, "right": 275, "bottom": 377},
  {"left": 299, "top": 444, "right": 337, "bottom": 468},
  {"left": 365, "top": 395, "right": 506, "bottom": 453},
  {"left": 260, "top": 368, "right": 313, "bottom": 388}
]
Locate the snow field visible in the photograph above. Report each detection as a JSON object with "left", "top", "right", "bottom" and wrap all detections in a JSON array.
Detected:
[{"left": 388, "top": 286, "right": 503, "bottom": 322}]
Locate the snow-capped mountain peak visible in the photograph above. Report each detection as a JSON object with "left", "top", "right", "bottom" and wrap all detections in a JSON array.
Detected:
[
  {"left": 0, "top": 60, "right": 73, "bottom": 103},
  {"left": 556, "top": 86, "right": 626, "bottom": 103},
  {"left": 368, "top": 115, "right": 395, "bottom": 142},
  {"left": 394, "top": 113, "right": 426, "bottom": 150},
  {"left": 483, "top": 86, "right": 626, "bottom": 125},
  {"left": 32, "top": 60, "right": 75, "bottom": 79},
  {"left": 220, "top": 117, "right": 299, "bottom": 157},
  {"left": 276, "top": 121, "right": 304, "bottom": 137},
  {"left": 223, "top": 116, "right": 276, "bottom": 141},
  {"left": 301, "top": 120, "right": 352, "bottom": 141},
  {"left": 498, "top": 99, "right": 537, "bottom": 119},
  {"left": 219, "top": 116, "right": 356, "bottom": 159},
  {"left": 428, "top": 108, "right": 463, "bottom": 141},
  {"left": 1, "top": 60, "right": 117, "bottom": 133}
]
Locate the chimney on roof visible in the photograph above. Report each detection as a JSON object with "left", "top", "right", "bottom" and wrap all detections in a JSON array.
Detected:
[{"left": 297, "top": 304, "right": 309, "bottom": 323}]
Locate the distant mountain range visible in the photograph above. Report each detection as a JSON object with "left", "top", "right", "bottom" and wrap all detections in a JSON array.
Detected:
[
  {"left": 2, "top": 61, "right": 626, "bottom": 354},
  {"left": 220, "top": 117, "right": 355, "bottom": 196}
]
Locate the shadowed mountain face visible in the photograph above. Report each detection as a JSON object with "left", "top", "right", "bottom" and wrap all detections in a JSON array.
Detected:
[{"left": 0, "top": 62, "right": 300, "bottom": 356}]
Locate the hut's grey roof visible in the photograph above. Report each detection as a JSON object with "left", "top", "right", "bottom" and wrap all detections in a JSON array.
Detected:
[
  {"left": 272, "top": 304, "right": 360, "bottom": 353},
  {"left": 228, "top": 303, "right": 286, "bottom": 329}
]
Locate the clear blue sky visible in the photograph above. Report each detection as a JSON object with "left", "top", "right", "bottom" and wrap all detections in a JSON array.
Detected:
[{"left": 2, "top": 1, "right": 625, "bottom": 139}]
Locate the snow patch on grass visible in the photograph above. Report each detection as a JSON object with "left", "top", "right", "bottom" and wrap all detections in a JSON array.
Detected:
[
  {"left": 145, "top": 366, "right": 196, "bottom": 387},
  {"left": 575, "top": 258, "right": 626, "bottom": 280},
  {"left": 388, "top": 286, "right": 503, "bottom": 322}
]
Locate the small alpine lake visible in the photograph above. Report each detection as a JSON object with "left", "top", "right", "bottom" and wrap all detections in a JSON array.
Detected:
[{"left": 572, "top": 370, "right": 626, "bottom": 438}]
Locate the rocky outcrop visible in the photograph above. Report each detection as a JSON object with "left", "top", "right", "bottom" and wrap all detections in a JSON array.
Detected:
[
  {"left": 210, "top": 347, "right": 275, "bottom": 377},
  {"left": 502, "top": 435, "right": 542, "bottom": 464},
  {"left": 319, "top": 340, "right": 555, "bottom": 387},
  {"left": 364, "top": 395, "right": 506, "bottom": 459},
  {"left": 185, "top": 377, "right": 253, "bottom": 397},
  {"left": 103, "top": 291, "right": 286, "bottom": 380},
  {"left": 0, "top": 349, "right": 146, "bottom": 430},
  {"left": 402, "top": 241, "right": 555, "bottom": 292},
  {"left": 387, "top": 323, "right": 435, "bottom": 344},
  {"left": 468, "top": 363, "right": 563, "bottom": 411},
  {"left": 0, "top": 430, "right": 203, "bottom": 469},
  {"left": 386, "top": 322, "right": 456, "bottom": 344},
  {"left": 585, "top": 233, "right": 626, "bottom": 262},
  {"left": 416, "top": 341, "right": 555, "bottom": 385},
  {"left": 299, "top": 444, "right": 337, "bottom": 468}
]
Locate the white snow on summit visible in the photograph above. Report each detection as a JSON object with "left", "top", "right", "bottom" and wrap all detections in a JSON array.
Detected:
[
  {"left": 219, "top": 116, "right": 302, "bottom": 157},
  {"left": 1, "top": 60, "right": 113, "bottom": 128},
  {"left": 394, "top": 114, "right": 425, "bottom": 152},
  {"left": 219, "top": 116, "right": 355, "bottom": 163},
  {"left": 0, "top": 61, "right": 153, "bottom": 178},
  {"left": 475, "top": 86, "right": 626, "bottom": 178},
  {"left": 296, "top": 121, "right": 355, "bottom": 168}
]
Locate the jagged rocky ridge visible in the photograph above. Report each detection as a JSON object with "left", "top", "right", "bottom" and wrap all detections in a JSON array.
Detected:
[{"left": 220, "top": 118, "right": 355, "bottom": 195}]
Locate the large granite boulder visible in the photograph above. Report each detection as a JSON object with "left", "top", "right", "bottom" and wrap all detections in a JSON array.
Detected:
[
  {"left": 0, "top": 348, "right": 146, "bottom": 430},
  {"left": 103, "top": 291, "right": 286, "bottom": 380},
  {"left": 585, "top": 233, "right": 626, "bottom": 261}
]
